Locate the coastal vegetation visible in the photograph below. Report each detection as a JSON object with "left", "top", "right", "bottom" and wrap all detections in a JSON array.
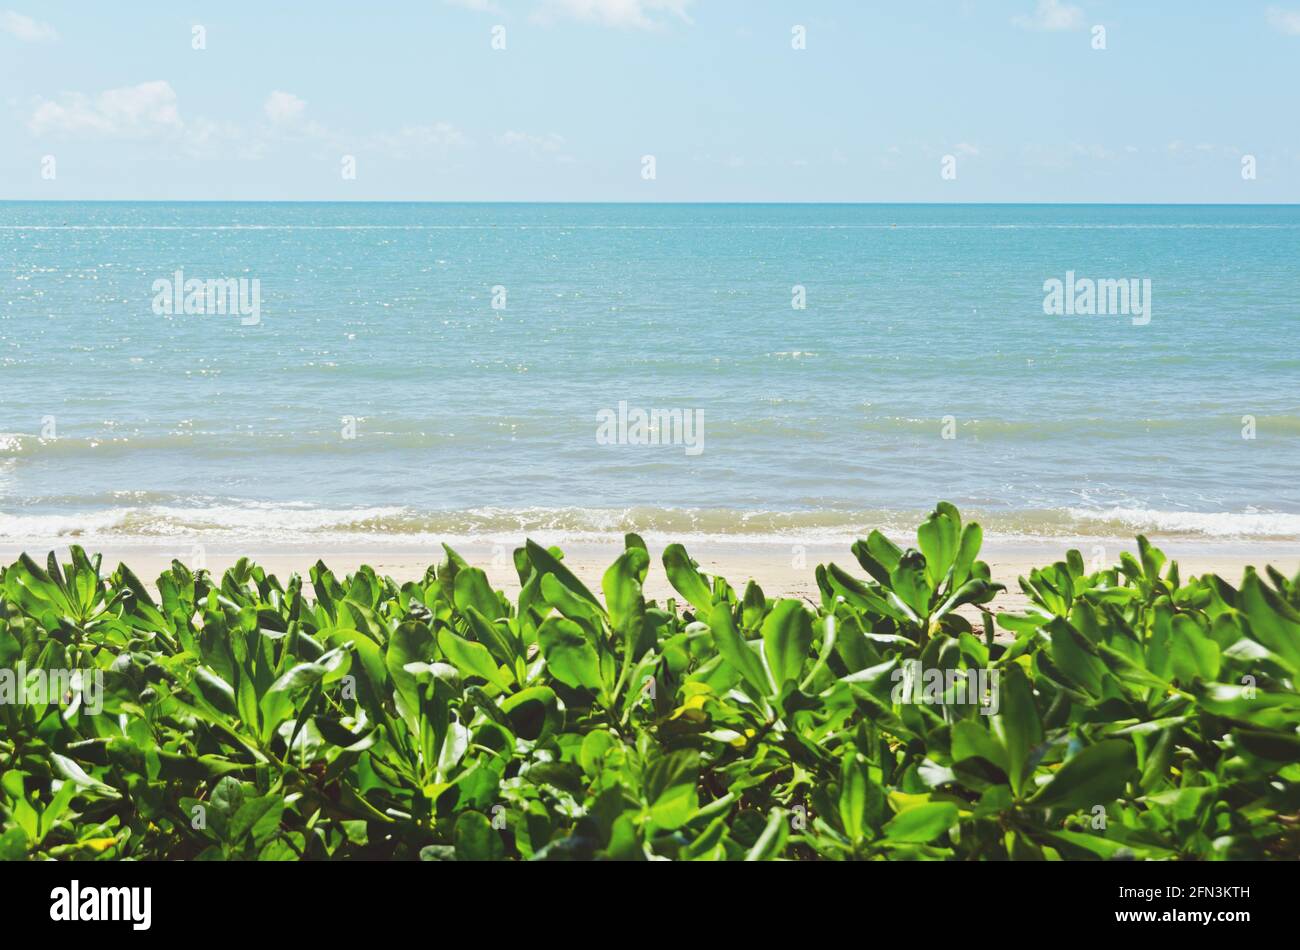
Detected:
[{"left": 1, "top": 503, "right": 1297, "bottom": 860}]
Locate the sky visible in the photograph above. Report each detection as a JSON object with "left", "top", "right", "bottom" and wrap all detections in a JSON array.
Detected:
[{"left": 2, "top": 0, "right": 1299, "bottom": 202}]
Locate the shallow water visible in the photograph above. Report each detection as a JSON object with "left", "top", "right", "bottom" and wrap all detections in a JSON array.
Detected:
[{"left": 2, "top": 202, "right": 1298, "bottom": 545}]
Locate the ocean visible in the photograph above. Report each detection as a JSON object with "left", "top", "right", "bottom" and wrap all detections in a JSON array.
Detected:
[{"left": 2, "top": 201, "right": 1298, "bottom": 548}]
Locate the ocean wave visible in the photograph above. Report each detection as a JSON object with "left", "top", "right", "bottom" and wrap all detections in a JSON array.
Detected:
[
  {"left": 0, "top": 505, "right": 878, "bottom": 546},
  {"left": 6, "top": 413, "right": 1299, "bottom": 460},
  {"left": 1, "top": 503, "right": 1298, "bottom": 547},
  {"left": 1063, "top": 507, "right": 1300, "bottom": 539},
  {"left": 0, "top": 429, "right": 526, "bottom": 459}
]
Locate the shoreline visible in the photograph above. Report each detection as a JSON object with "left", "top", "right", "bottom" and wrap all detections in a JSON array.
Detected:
[{"left": 3, "top": 536, "right": 1295, "bottom": 616}]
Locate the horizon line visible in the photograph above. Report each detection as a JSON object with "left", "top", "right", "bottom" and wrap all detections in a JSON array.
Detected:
[{"left": 2, "top": 199, "right": 1299, "bottom": 207}]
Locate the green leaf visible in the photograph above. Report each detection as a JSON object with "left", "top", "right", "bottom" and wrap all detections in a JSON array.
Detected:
[
  {"left": 268, "top": 650, "right": 349, "bottom": 697},
  {"left": 454, "top": 811, "right": 506, "bottom": 861},
  {"left": 190, "top": 666, "right": 239, "bottom": 718},
  {"left": 385, "top": 621, "right": 435, "bottom": 725},
  {"left": 889, "top": 551, "right": 932, "bottom": 618},
  {"left": 950, "top": 720, "right": 1009, "bottom": 775},
  {"left": 883, "top": 802, "right": 958, "bottom": 843},
  {"left": 933, "top": 577, "right": 1001, "bottom": 621},
  {"left": 1170, "top": 615, "right": 1220, "bottom": 683},
  {"left": 500, "top": 687, "right": 560, "bottom": 743},
  {"left": 438, "top": 627, "right": 511, "bottom": 689},
  {"left": 462, "top": 606, "right": 520, "bottom": 667},
  {"left": 1137, "top": 535, "right": 1166, "bottom": 582},
  {"left": 525, "top": 540, "right": 603, "bottom": 613},
  {"left": 540, "top": 572, "right": 603, "bottom": 624},
  {"left": 1239, "top": 570, "right": 1300, "bottom": 671},
  {"left": 743, "top": 809, "right": 789, "bottom": 861},
  {"left": 859, "top": 530, "right": 903, "bottom": 581},
  {"left": 49, "top": 752, "right": 120, "bottom": 798},
  {"left": 827, "top": 563, "right": 911, "bottom": 623},
  {"left": 1047, "top": 618, "right": 1106, "bottom": 696},
  {"left": 708, "top": 603, "right": 771, "bottom": 697},
  {"left": 0, "top": 826, "right": 28, "bottom": 861},
  {"left": 579, "top": 730, "right": 617, "bottom": 775},
  {"left": 453, "top": 567, "right": 502, "bottom": 621},
  {"left": 761, "top": 599, "right": 813, "bottom": 690},
  {"left": 602, "top": 548, "right": 649, "bottom": 633},
  {"left": 537, "top": 617, "right": 603, "bottom": 692},
  {"left": 230, "top": 794, "right": 285, "bottom": 848},
  {"left": 1044, "top": 829, "right": 1151, "bottom": 860},
  {"left": 319, "top": 627, "right": 389, "bottom": 709},
  {"left": 838, "top": 754, "right": 883, "bottom": 844},
  {"left": 662, "top": 544, "right": 714, "bottom": 615},
  {"left": 991, "top": 664, "right": 1042, "bottom": 797},
  {"left": 917, "top": 506, "right": 960, "bottom": 590},
  {"left": 952, "top": 522, "right": 983, "bottom": 589},
  {"left": 644, "top": 750, "right": 699, "bottom": 830},
  {"left": 1139, "top": 725, "right": 1179, "bottom": 791},
  {"left": 1028, "top": 740, "right": 1136, "bottom": 811}
]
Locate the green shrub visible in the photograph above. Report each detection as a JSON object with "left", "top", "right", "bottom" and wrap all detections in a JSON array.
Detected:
[{"left": 1, "top": 503, "right": 1297, "bottom": 860}]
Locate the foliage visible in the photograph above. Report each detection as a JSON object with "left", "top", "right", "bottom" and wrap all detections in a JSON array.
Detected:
[{"left": 1, "top": 504, "right": 1297, "bottom": 860}]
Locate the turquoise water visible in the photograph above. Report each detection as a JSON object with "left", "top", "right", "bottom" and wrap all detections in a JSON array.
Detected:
[{"left": 2, "top": 202, "right": 1299, "bottom": 545}]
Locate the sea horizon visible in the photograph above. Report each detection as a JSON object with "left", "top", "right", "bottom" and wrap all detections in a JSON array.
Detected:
[{"left": 5, "top": 199, "right": 1300, "bottom": 206}]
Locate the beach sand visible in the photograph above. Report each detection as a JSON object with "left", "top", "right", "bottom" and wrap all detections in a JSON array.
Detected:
[{"left": 5, "top": 537, "right": 1295, "bottom": 619}]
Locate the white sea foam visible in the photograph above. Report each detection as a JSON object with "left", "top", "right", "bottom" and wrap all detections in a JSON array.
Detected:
[
  {"left": 1064, "top": 507, "right": 1300, "bottom": 539},
  {"left": 1, "top": 502, "right": 1297, "bottom": 548}
]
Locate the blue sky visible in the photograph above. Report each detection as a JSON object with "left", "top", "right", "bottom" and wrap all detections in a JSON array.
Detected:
[{"left": 3, "top": 0, "right": 1300, "bottom": 201}]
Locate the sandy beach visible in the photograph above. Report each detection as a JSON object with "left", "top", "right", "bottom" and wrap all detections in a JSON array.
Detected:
[{"left": 6, "top": 536, "right": 1294, "bottom": 618}]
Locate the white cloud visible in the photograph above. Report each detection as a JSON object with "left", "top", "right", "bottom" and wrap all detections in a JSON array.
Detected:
[
  {"left": 28, "top": 81, "right": 180, "bottom": 137},
  {"left": 955, "top": 142, "right": 980, "bottom": 156},
  {"left": 260, "top": 91, "right": 338, "bottom": 149},
  {"left": 1012, "top": 0, "right": 1085, "bottom": 31},
  {"left": 1266, "top": 6, "right": 1300, "bottom": 34},
  {"left": 369, "top": 123, "right": 468, "bottom": 159},
  {"left": 534, "top": 0, "right": 695, "bottom": 30},
  {"left": 264, "top": 90, "right": 307, "bottom": 124},
  {"left": 26, "top": 80, "right": 265, "bottom": 158},
  {"left": 498, "top": 130, "right": 567, "bottom": 159},
  {"left": 1070, "top": 142, "right": 1114, "bottom": 160},
  {"left": 1, "top": 10, "right": 57, "bottom": 41},
  {"left": 185, "top": 117, "right": 266, "bottom": 159},
  {"left": 26, "top": 80, "right": 466, "bottom": 163}
]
